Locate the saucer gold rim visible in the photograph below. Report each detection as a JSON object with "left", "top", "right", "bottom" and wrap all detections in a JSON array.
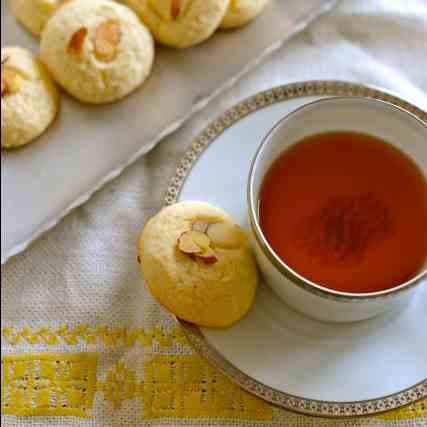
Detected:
[{"left": 164, "top": 80, "right": 427, "bottom": 418}]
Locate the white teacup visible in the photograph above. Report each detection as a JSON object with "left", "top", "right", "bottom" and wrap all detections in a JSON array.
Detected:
[{"left": 247, "top": 97, "right": 427, "bottom": 322}]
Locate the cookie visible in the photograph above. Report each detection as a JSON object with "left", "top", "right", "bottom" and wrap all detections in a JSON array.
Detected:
[
  {"left": 124, "top": 0, "right": 230, "bottom": 48},
  {"left": 40, "top": 0, "right": 155, "bottom": 104},
  {"left": 9, "top": 0, "right": 67, "bottom": 36},
  {"left": 220, "top": 0, "right": 269, "bottom": 29},
  {"left": 1, "top": 47, "right": 59, "bottom": 149},
  {"left": 139, "top": 201, "right": 259, "bottom": 328}
]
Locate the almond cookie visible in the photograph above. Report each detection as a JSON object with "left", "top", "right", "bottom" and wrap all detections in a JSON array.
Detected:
[
  {"left": 40, "top": 0, "right": 155, "bottom": 104},
  {"left": 9, "top": 0, "right": 67, "bottom": 36},
  {"left": 124, "top": 0, "right": 229, "bottom": 48},
  {"left": 220, "top": 0, "right": 269, "bottom": 29},
  {"left": 139, "top": 201, "right": 259, "bottom": 328},
  {"left": 1, "top": 47, "right": 59, "bottom": 149}
]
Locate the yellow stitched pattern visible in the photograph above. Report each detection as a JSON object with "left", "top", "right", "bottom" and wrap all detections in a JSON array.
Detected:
[
  {"left": 97, "top": 362, "right": 138, "bottom": 409},
  {"left": 142, "top": 355, "right": 271, "bottom": 419},
  {"left": 2, "top": 325, "right": 188, "bottom": 348},
  {"left": 1, "top": 329, "right": 425, "bottom": 422},
  {"left": 97, "top": 355, "right": 272, "bottom": 420},
  {"left": 1, "top": 353, "right": 97, "bottom": 417},
  {"left": 1, "top": 353, "right": 272, "bottom": 420},
  {"left": 378, "top": 398, "right": 426, "bottom": 420}
]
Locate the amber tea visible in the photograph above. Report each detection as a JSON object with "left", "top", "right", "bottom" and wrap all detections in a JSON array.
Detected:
[{"left": 259, "top": 132, "right": 427, "bottom": 293}]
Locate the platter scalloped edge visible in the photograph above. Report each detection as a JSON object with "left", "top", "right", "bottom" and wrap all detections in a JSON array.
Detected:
[{"left": 164, "top": 80, "right": 427, "bottom": 418}]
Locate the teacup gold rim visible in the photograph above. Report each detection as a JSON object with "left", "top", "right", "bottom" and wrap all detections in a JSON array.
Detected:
[{"left": 247, "top": 96, "right": 427, "bottom": 302}]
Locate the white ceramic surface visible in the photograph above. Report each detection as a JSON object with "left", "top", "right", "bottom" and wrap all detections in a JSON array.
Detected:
[
  {"left": 1, "top": 0, "right": 335, "bottom": 264},
  {"left": 169, "top": 83, "right": 427, "bottom": 414},
  {"left": 248, "top": 97, "right": 427, "bottom": 322}
]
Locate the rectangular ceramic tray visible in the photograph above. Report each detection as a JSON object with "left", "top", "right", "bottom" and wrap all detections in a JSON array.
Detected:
[{"left": 1, "top": 0, "right": 336, "bottom": 263}]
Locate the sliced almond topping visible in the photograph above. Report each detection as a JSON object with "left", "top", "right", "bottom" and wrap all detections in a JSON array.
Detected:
[
  {"left": 189, "top": 230, "right": 211, "bottom": 250},
  {"left": 178, "top": 225, "right": 225, "bottom": 265},
  {"left": 207, "top": 222, "right": 245, "bottom": 249},
  {"left": 1, "top": 69, "right": 22, "bottom": 97},
  {"left": 198, "top": 247, "right": 219, "bottom": 265},
  {"left": 171, "top": 0, "right": 181, "bottom": 19},
  {"left": 192, "top": 220, "right": 209, "bottom": 233},
  {"left": 67, "top": 27, "right": 88, "bottom": 56},
  {"left": 178, "top": 231, "right": 204, "bottom": 254},
  {"left": 94, "top": 20, "right": 121, "bottom": 62}
]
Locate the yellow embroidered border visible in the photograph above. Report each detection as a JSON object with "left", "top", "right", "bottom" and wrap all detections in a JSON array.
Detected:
[
  {"left": 97, "top": 355, "right": 271, "bottom": 419},
  {"left": 2, "top": 325, "right": 188, "bottom": 348},
  {"left": 1, "top": 327, "right": 425, "bottom": 421},
  {"left": 1, "top": 353, "right": 97, "bottom": 417},
  {"left": 1, "top": 352, "right": 272, "bottom": 420},
  {"left": 143, "top": 355, "right": 270, "bottom": 419}
]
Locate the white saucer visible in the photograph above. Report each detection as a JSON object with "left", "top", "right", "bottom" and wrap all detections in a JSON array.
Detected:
[{"left": 164, "top": 81, "right": 427, "bottom": 417}]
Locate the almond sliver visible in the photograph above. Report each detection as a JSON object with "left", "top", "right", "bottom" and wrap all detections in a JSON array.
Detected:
[
  {"left": 192, "top": 220, "right": 210, "bottom": 233},
  {"left": 178, "top": 231, "right": 202, "bottom": 254},
  {"left": 68, "top": 27, "right": 88, "bottom": 56},
  {"left": 198, "top": 247, "right": 219, "bottom": 265},
  {"left": 1, "top": 69, "right": 22, "bottom": 97},
  {"left": 207, "top": 222, "right": 245, "bottom": 249},
  {"left": 171, "top": 0, "right": 181, "bottom": 19},
  {"left": 94, "top": 20, "right": 121, "bottom": 62},
  {"left": 191, "top": 231, "right": 211, "bottom": 250}
]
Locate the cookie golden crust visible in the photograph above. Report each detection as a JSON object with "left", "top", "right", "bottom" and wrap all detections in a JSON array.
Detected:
[
  {"left": 1, "top": 47, "right": 59, "bottom": 149},
  {"left": 139, "top": 201, "right": 259, "bottom": 328},
  {"left": 124, "top": 0, "right": 230, "bottom": 48},
  {"left": 9, "top": 0, "right": 67, "bottom": 36},
  {"left": 40, "top": 0, "right": 155, "bottom": 104},
  {"left": 220, "top": 0, "right": 269, "bottom": 29}
]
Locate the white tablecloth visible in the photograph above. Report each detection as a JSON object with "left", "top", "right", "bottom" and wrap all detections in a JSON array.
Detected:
[{"left": 2, "top": 0, "right": 426, "bottom": 426}]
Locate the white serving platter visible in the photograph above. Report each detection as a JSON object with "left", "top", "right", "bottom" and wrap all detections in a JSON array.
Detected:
[
  {"left": 1, "top": 0, "right": 336, "bottom": 264},
  {"left": 165, "top": 81, "right": 427, "bottom": 417}
]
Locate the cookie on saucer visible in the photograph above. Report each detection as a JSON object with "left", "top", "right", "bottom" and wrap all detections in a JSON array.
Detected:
[
  {"left": 220, "top": 0, "right": 269, "bottom": 29},
  {"left": 124, "top": 0, "right": 230, "bottom": 48},
  {"left": 1, "top": 47, "right": 59, "bottom": 149},
  {"left": 40, "top": 0, "right": 155, "bottom": 104},
  {"left": 139, "top": 201, "right": 259, "bottom": 328},
  {"left": 9, "top": 0, "right": 67, "bottom": 36}
]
